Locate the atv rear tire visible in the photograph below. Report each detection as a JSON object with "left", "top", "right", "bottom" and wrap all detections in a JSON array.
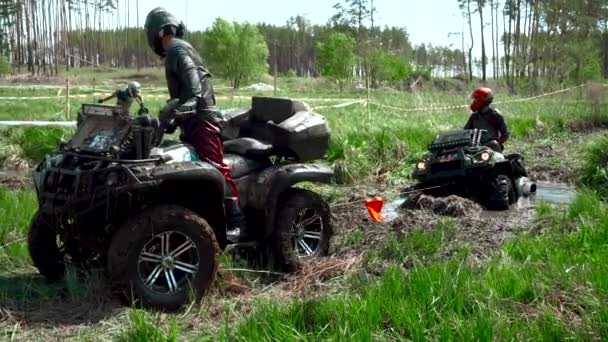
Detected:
[
  {"left": 107, "top": 205, "right": 219, "bottom": 312},
  {"left": 270, "top": 189, "right": 333, "bottom": 273},
  {"left": 27, "top": 211, "right": 65, "bottom": 282}
]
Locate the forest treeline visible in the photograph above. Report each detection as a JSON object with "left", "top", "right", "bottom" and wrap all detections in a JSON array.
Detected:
[{"left": 0, "top": 0, "right": 605, "bottom": 90}]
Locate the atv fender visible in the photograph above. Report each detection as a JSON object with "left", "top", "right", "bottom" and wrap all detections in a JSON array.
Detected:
[
  {"left": 491, "top": 159, "right": 515, "bottom": 176},
  {"left": 248, "top": 163, "right": 335, "bottom": 239},
  {"left": 149, "top": 161, "right": 228, "bottom": 248}
]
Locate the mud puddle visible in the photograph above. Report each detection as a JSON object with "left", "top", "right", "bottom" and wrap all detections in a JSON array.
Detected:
[
  {"left": 379, "top": 182, "right": 577, "bottom": 222},
  {"left": 533, "top": 182, "right": 577, "bottom": 205}
]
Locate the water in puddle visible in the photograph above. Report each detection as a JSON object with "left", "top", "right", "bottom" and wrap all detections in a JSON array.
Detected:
[
  {"left": 380, "top": 181, "right": 578, "bottom": 222},
  {"left": 533, "top": 182, "right": 576, "bottom": 205}
]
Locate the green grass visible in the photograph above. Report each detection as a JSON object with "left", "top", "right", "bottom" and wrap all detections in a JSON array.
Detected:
[
  {"left": 116, "top": 310, "right": 180, "bottom": 342},
  {"left": 0, "top": 78, "right": 605, "bottom": 185},
  {"left": 0, "top": 76, "right": 606, "bottom": 340},
  {"left": 577, "top": 135, "right": 608, "bottom": 199},
  {"left": 216, "top": 190, "right": 608, "bottom": 341},
  {"left": 0, "top": 187, "right": 37, "bottom": 270}
]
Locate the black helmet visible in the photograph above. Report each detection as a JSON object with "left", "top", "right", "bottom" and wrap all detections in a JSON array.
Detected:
[{"left": 144, "top": 7, "right": 185, "bottom": 57}]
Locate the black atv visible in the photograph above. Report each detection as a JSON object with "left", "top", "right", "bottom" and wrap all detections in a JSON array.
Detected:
[
  {"left": 28, "top": 96, "right": 335, "bottom": 311},
  {"left": 412, "top": 129, "right": 536, "bottom": 210}
]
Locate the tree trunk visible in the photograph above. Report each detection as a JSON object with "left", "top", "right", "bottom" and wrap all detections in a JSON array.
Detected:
[
  {"left": 504, "top": 1, "right": 512, "bottom": 91},
  {"left": 604, "top": 31, "right": 608, "bottom": 78},
  {"left": 467, "top": 0, "right": 475, "bottom": 81},
  {"left": 136, "top": 0, "right": 140, "bottom": 71},
  {"left": 495, "top": 0, "right": 500, "bottom": 78},
  {"left": 25, "top": 0, "right": 33, "bottom": 74},
  {"left": 478, "top": 1, "right": 487, "bottom": 81},
  {"left": 462, "top": 12, "right": 468, "bottom": 79},
  {"left": 513, "top": 0, "right": 520, "bottom": 83},
  {"left": 490, "top": 0, "right": 496, "bottom": 80},
  {"left": 16, "top": 0, "right": 22, "bottom": 71}
]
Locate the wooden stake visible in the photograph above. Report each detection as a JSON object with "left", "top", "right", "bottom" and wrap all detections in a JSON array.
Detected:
[{"left": 65, "top": 77, "right": 70, "bottom": 120}]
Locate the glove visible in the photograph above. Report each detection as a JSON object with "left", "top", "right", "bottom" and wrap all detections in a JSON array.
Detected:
[
  {"left": 138, "top": 106, "right": 150, "bottom": 115},
  {"left": 97, "top": 99, "right": 103, "bottom": 104}
]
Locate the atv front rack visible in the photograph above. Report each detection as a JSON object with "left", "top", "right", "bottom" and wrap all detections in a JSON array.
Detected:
[{"left": 429, "top": 129, "right": 487, "bottom": 151}]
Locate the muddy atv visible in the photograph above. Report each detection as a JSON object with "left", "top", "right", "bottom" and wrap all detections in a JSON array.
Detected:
[
  {"left": 28, "top": 96, "right": 335, "bottom": 311},
  {"left": 412, "top": 129, "right": 536, "bottom": 210}
]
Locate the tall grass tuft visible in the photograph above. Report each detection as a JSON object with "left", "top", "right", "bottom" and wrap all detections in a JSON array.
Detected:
[
  {"left": 577, "top": 135, "right": 608, "bottom": 199},
  {"left": 0, "top": 187, "right": 37, "bottom": 269},
  {"left": 117, "top": 310, "right": 180, "bottom": 342},
  {"left": 11, "top": 127, "right": 71, "bottom": 162}
]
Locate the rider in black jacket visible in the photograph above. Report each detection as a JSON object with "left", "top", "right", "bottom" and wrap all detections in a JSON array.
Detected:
[{"left": 144, "top": 7, "right": 250, "bottom": 241}]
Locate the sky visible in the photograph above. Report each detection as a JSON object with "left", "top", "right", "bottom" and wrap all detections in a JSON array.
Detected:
[{"left": 126, "top": 0, "right": 500, "bottom": 60}]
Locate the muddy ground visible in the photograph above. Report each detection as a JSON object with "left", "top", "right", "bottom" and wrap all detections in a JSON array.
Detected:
[
  {"left": 0, "top": 183, "right": 548, "bottom": 340},
  {"left": 331, "top": 188, "right": 541, "bottom": 261}
]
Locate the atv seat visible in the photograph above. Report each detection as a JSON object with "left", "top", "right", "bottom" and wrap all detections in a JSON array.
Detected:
[
  {"left": 223, "top": 137, "right": 274, "bottom": 156},
  {"left": 224, "top": 153, "right": 272, "bottom": 179}
]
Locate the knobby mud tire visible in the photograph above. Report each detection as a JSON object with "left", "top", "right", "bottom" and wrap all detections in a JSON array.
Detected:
[
  {"left": 270, "top": 189, "right": 333, "bottom": 273},
  {"left": 27, "top": 211, "right": 65, "bottom": 282},
  {"left": 107, "top": 205, "right": 219, "bottom": 312},
  {"left": 487, "top": 174, "right": 514, "bottom": 210}
]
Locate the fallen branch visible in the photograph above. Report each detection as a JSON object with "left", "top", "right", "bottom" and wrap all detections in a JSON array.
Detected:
[{"left": 220, "top": 268, "right": 284, "bottom": 276}]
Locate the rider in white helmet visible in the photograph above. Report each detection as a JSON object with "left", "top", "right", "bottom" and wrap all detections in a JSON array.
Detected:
[{"left": 98, "top": 81, "right": 147, "bottom": 114}]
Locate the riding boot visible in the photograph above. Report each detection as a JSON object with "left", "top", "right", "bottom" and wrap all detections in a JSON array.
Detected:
[{"left": 224, "top": 197, "right": 254, "bottom": 242}]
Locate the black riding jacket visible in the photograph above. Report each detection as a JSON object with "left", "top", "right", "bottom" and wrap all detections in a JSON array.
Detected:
[
  {"left": 162, "top": 38, "right": 222, "bottom": 132},
  {"left": 464, "top": 107, "right": 510, "bottom": 144}
]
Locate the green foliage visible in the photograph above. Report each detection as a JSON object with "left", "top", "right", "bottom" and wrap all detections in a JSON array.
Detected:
[
  {"left": 577, "top": 135, "right": 608, "bottom": 199},
  {"left": 117, "top": 310, "right": 180, "bottom": 342},
  {"left": 370, "top": 49, "right": 412, "bottom": 84},
  {"left": 317, "top": 32, "right": 356, "bottom": 93},
  {"left": 0, "top": 188, "right": 37, "bottom": 270},
  {"left": 203, "top": 18, "right": 269, "bottom": 89},
  {"left": 582, "top": 56, "right": 603, "bottom": 82},
  {"left": 12, "top": 127, "right": 69, "bottom": 162},
  {"left": 0, "top": 55, "right": 10, "bottom": 77}
]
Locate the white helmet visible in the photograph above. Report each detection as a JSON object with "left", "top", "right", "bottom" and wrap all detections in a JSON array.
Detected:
[{"left": 128, "top": 81, "right": 142, "bottom": 97}]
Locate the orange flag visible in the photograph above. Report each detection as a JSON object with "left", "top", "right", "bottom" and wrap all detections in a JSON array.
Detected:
[{"left": 365, "top": 197, "right": 384, "bottom": 222}]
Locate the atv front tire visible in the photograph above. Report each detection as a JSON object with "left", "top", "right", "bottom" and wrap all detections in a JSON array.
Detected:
[
  {"left": 487, "top": 174, "right": 514, "bottom": 210},
  {"left": 107, "top": 205, "right": 219, "bottom": 312},
  {"left": 270, "top": 189, "right": 333, "bottom": 273},
  {"left": 27, "top": 211, "right": 65, "bottom": 282}
]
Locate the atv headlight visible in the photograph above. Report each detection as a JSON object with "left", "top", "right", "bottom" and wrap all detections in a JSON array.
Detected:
[
  {"left": 473, "top": 150, "right": 493, "bottom": 164},
  {"left": 416, "top": 161, "right": 427, "bottom": 171}
]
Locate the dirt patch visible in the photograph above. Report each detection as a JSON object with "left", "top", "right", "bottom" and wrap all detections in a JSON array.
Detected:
[
  {"left": 404, "top": 193, "right": 483, "bottom": 218},
  {"left": 329, "top": 184, "right": 537, "bottom": 260},
  {"left": 0, "top": 176, "right": 32, "bottom": 190},
  {"left": 392, "top": 199, "right": 535, "bottom": 258},
  {"left": 0, "top": 169, "right": 33, "bottom": 190}
]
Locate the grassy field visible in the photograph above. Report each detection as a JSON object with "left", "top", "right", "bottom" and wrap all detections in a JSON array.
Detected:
[{"left": 0, "top": 70, "right": 607, "bottom": 340}]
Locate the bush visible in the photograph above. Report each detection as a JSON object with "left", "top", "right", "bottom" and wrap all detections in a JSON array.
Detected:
[
  {"left": 11, "top": 127, "right": 69, "bottom": 162},
  {"left": 577, "top": 136, "right": 608, "bottom": 199},
  {"left": 0, "top": 55, "right": 10, "bottom": 77}
]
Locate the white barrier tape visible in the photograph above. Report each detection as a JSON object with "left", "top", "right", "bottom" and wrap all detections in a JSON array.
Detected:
[
  {"left": 0, "top": 121, "right": 76, "bottom": 127},
  {"left": 495, "top": 83, "right": 589, "bottom": 104},
  {"left": 0, "top": 96, "right": 60, "bottom": 100},
  {"left": 369, "top": 83, "right": 592, "bottom": 113},
  {"left": 370, "top": 101, "right": 469, "bottom": 112},
  {"left": 312, "top": 100, "right": 367, "bottom": 110}
]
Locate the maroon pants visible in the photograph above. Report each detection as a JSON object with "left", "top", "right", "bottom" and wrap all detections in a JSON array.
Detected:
[{"left": 188, "top": 121, "right": 239, "bottom": 201}]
